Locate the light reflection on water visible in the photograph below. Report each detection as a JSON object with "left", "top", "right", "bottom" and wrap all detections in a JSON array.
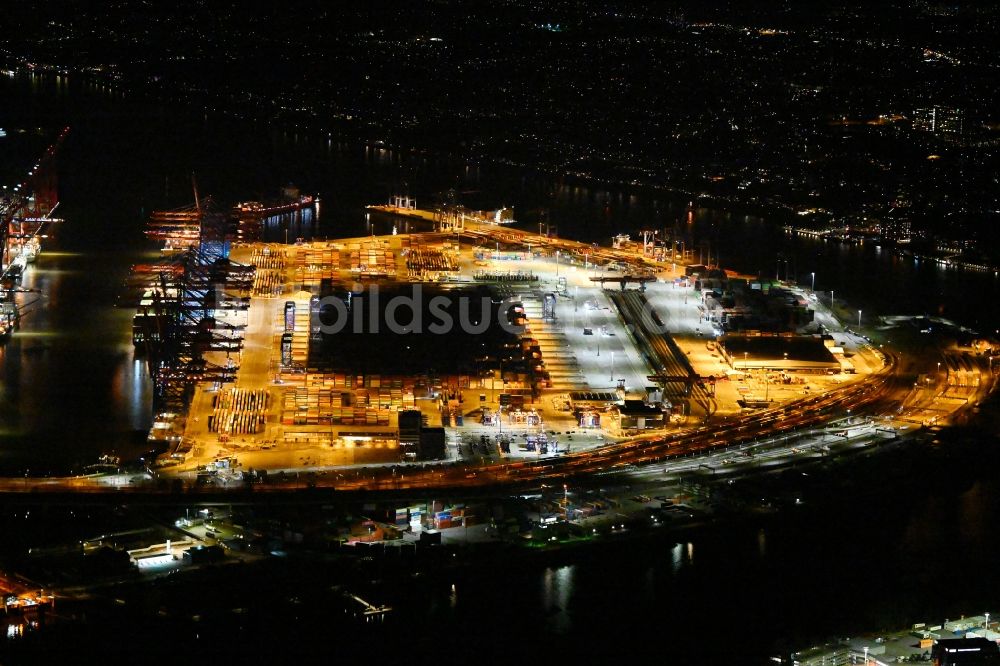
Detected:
[
  {"left": 541, "top": 565, "right": 575, "bottom": 634},
  {"left": 0, "top": 250, "right": 150, "bottom": 472},
  {"left": 671, "top": 542, "right": 684, "bottom": 573},
  {"left": 261, "top": 205, "right": 319, "bottom": 243}
]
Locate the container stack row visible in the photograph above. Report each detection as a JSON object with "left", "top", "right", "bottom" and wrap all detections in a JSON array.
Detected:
[
  {"left": 293, "top": 245, "right": 340, "bottom": 288},
  {"left": 346, "top": 240, "right": 396, "bottom": 277},
  {"left": 280, "top": 387, "right": 393, "bottom": 426},
  {"left": 209, "top": 388, "right": 269, "bottom": 435}
]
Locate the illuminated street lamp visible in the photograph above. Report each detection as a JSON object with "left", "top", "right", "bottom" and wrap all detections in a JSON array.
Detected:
[
  {"left": 497, "top": 358, "right": 504, "bottom": 434},
  {"left": 810, "top": 271, "right": 815, "bottom": 291},
  {"left": 556, "top": 250, "right": 560, "bottom": 277},
  {"left": 857, "top": 310, "right": 862, "bottom": 328},
  {"left": 780, "top": 353, "right": 788, "bottom": 397}
]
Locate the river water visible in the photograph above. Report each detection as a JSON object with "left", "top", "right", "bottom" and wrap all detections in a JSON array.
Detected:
[{"left": 2, "top": 72, "right": 1000, "bottom": 662}]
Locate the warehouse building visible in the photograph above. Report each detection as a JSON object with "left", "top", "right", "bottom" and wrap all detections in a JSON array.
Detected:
[{"left": 719, "top": 335, "right": 841, "bottom": 374}]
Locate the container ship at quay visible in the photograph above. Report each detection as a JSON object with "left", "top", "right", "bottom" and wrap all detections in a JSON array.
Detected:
[
  {"left": 233, "top": 185, "right": 319, "bottom": 243},
  {"left": 0, "top": 126, "right": 69, "bottom": 339},
  {"left": 234, "top": 194, "right": 318, "bottom": 219}
]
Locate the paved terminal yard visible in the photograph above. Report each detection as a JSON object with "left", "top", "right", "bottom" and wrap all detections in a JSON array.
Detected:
[{"left": 151, "top": 219, "right": 887, "bottom": 480}]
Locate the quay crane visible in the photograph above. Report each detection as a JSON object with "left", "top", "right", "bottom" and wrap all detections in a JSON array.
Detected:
[{"left": 123, "top": 176, "right": 254, "bottom": 411}]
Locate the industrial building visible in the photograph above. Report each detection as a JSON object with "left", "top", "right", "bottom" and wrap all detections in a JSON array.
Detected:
[
  {"left": 686, "top": 267, "right": 815, "bottom": 334},
  {"left": 616, "top": 400, "right": 666, "bottom": 430},
  {"left": 933, "top": 637, "right": 1000, "bottom": 665},
  {"left": 719, "top": 335, "right": 841, "bottom": 374},
  {"left": 398, "top": 410, "right": 445, "bottom": 460}
]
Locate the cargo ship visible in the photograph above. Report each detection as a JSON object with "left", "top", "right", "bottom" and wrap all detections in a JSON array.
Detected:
[
  {"left": 234, "top": 194, "right": 317, "bottom": 218},
  {"left": 233, "top": 186, "right": 319, "bottom": 243},
  {"left": 234, "top": 183, "right": 318, "bottom": 220},
  {"left": 0, "top": 230, "right": 49, "bottom": 340},
  {"left": 0, "top": 127, "right": 70, "bottom": 342}
]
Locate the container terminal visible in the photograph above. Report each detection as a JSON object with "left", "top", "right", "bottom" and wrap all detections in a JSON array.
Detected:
[
  {"left": 0, "top": 191, "right": 997, "bottom": 647},
  {"left": 106, "top": 193, "right": 997, "bottom": 492}
]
